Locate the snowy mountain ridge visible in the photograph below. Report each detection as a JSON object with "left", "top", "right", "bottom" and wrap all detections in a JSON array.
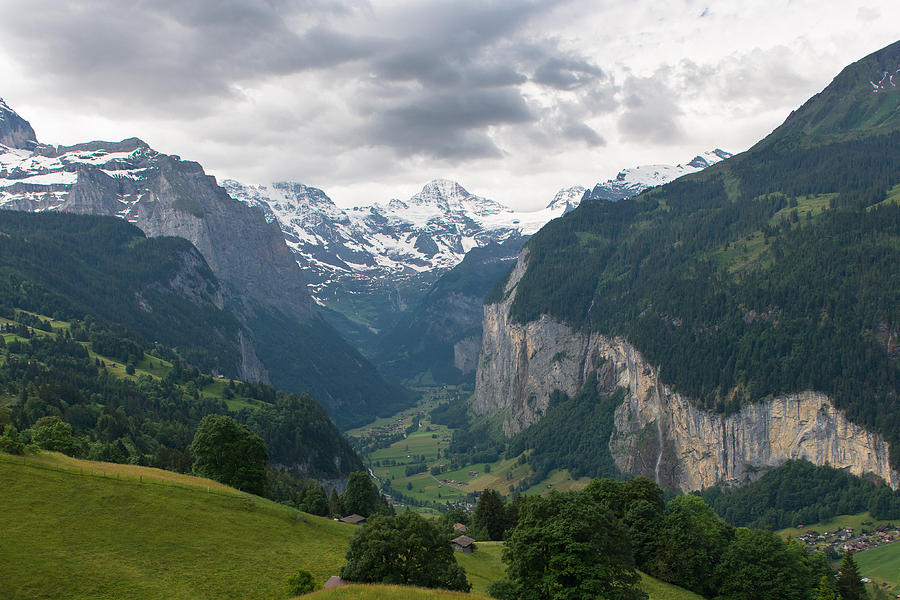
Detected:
[
  {"left": 224, "top": 148, "right": 731, "bottom": 309},
  {"left": 0, "top": 95, "right": 729, "bottom": 339},
  {"left": 583, "top": 149, "right": 732, "bottom": 202}
]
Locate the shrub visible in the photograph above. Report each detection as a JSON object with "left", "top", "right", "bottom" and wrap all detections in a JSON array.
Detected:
[{"left": 286, "top": 569, "right": 316, "bottom": 596}]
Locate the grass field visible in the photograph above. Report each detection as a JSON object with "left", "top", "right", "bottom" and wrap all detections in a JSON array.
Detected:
[
  {"left": 638, "top": 572, "right": 704, "bottom": 600},
  {"left": 0, "top": 451, "right": 239, "bottom": 494},
  {"left": 778, "top": 512, "right": 896, "bottom": 538},
  {"left": 0, "top": 452, "right": 356, "bottom": 600},
  {"left": 300, "top": 584, "right": 491, "bottom": 599},
  {"left": 857, "top": 541, "right": 900, "bottom": 588},
  {"left": 2, "top": 449, "right": 708, "bottom": 600},
  {"left": 455, "top": 542, "right": 504, "bottom": 595}
]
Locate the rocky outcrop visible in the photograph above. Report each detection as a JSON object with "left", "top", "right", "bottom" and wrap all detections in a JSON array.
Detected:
[
  {"left": 453, "top": 335, "right": 482, "bottom": 375},
  {"left": 474, "top": 251, "right": 899, "bottom": 491},
  {"left": 0, "top": 98, "right": 37, "bottom": 150}
]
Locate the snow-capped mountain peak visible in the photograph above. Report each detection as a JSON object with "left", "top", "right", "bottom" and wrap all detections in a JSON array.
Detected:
[
  {"left": 406, "top": 178, "right": 509, "bottom": 219},
  {"left": 411, "top": 179, "right": 472, "bottom": 206},
  {"left": 546, "top": 185, "right": 586, "bottom": 213},
  {"left": 585, "top": 149, "right": 732, "bottom": 202},
  {"left": 687, "top": 148, "right": 733, "bottom": 169}
]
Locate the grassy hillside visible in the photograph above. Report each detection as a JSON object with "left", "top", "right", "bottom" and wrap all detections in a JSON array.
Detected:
[
  {"left": 857, "top": 542, "right": 900, "bottom": 588},
  {"left": 296, "top": 573, "right": 702, "bottom": 600},
  {"left": 301, "top": 584, "right": 491, "bottom": 599},
  {"left": 0, "top": 451, "right": 356, "bottom": 600},
  {"left": 638, "top": 573, "right": 705, "bottom": 600},
  {"left": 2, "top": 450, "right": 707, "bottom": 600},
  {"left": 455, "top": 542, "right": 504, "bottom": 595}
]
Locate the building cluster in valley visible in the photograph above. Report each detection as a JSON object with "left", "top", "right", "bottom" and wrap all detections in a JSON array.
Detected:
[{"left": 795, "top": 524, "right": 899, "bottom": 554}]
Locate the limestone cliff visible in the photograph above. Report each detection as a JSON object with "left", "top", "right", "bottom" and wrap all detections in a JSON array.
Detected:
[{"left": 475, "top": 252, "right": 899, "bottom": 491}]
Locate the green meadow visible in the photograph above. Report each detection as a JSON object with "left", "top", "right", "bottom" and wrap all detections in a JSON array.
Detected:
[
  {"left": 0, "top": 452, "right": 355, "bottom": 600},
  {"left": 856, "top": 540, "right": 900, "bottom": 589},
  {"left": 2, "top": 450, "right": 705, "bottom": 600}
]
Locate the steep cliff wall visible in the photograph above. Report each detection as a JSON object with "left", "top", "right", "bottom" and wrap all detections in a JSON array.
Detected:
[{"left": 474, "top": 252, "right": 899, "bottom": 491}]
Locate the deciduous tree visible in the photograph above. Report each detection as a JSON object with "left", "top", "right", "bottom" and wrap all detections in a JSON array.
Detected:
[
  {"left": 190, "top": 414, "right": 268, "bottom": 495},
  {"left": 713, "top": 528, "right": 809, "bottom": 600},
  {"left": 341, "top": 471, "right": 380, "bottom": 517},
  {"left": 651, "top": 494, "right": 733, "bottom": 597},
  {"left": 503, "top": 491, "right": 646, "bottom": 600},
  {"left": 340, "top": 512, "right": 470, "bottom": 592}
]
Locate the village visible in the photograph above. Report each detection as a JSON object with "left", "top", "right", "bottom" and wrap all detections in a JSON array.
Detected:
[{"left": 796, "top": 523, "right": 900, "bottom": 555}]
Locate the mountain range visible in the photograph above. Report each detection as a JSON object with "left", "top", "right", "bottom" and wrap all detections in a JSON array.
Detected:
[
  {"left": 0, "top": 36, "right": 898, "bottom": 509},
  {"left": 223, "top": 150, "right": 730, "bottom": 351},
  {"left": 0, "top": 100, "right": 406, "bottom": 428}
]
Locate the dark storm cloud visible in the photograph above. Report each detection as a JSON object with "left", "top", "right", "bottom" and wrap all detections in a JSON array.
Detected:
[
  {"left": 561, "top": 122, "right": 605, "bottom": 146},
  {"left": 2, "top": 0, "right": 618, "bottom": 161},
  {"left": 354, "top": 5, "right": 617, "bottom": 160},
  {"left": 365, "top": 88, "right": 535, "bottom": 158},
  {"left": 533, "top": 57, "right": 606, "bottom": 90},
  {"left": 0, "top": 0, "right": 377, "bottom": 107}
]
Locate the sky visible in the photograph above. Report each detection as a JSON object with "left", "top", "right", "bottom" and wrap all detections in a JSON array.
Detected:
[{"left": 0, "top": 0, "right": 897, "bottom": 211}]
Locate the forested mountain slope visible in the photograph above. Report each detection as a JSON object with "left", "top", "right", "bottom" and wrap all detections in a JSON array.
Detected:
[
  {"left": 475, "top": 40, "right": 900, "bottom": 489},
  {"left": 0, "top": 211, "right": 361, "bottom": 478},
  {"left": 0, "top": 105, "right": 408, "bottom": 428},
  {"left": 377, "top": 237, "right": 526, "bottom": 383}
]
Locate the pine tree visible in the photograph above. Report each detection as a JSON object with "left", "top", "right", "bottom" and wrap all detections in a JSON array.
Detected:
[
  {"left": 813, "top": 575, "right": 838, "bottom": 600},
  {"left": 472, "top": 489, "right": 507, "bottom": 541},
  {"left": 341, "top": 471, "right": 379, "bottom": 517},
  {"left": 329, "top": 488, "right": 342, "bottom": 517},
  {"left": 836, "top": 551, "right": 865, "bottom": 600}
]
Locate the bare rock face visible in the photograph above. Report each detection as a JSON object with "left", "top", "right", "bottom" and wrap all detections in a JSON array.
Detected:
[
  {"left": 0, "top": 98, "right": 37, "bottom": 150},
  {"left": 0, "top": 135, "right": 318, "bottom": 382},
  {"left": 453, "top": 335, "right": 482, "bottom": 374},
  {"left": 474, "top": 251, "right": 899, "bottom": 491},
  {"left": 127, "top": 156, "right": 315, "bottom": 322}
]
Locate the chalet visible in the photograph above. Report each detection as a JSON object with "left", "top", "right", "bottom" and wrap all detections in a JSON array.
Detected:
[
  {"left": 323, "top": 576, "right": 348, "bottom": 589},
  {"left": 453, "top": 523, "right": 468, "bottom": 533},
  {"left": 339, "top": 514, "right": 366, "bottom": 525},
  {"left": 451, "top": 535, "right": 476, "bottom": 553}
]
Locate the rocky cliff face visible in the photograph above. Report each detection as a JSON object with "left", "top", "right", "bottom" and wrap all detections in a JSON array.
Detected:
[
  {"left": 0, "top": 136, "right": 318, "bottom": 382},
  {"left": 0, "top": 98, "right": 37, "bottom": 150},
  {"left": 475, "top": 252, "right": 899, "bottom": 491},
  {"left": 0, "top": 102, "right": 406, "bottom": 425}
]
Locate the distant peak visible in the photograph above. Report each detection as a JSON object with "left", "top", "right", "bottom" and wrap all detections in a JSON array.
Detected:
[
  {"left": 416, "top": 179, "right": 472, "bottom": 202},
  {"left": 687, "top": 149, "right": 733, "bottom": 169},
  {"left": 546, "top": 185, "right": 586, "bottom": 211},
  {"left": 0, "top": 97, "right": 38, "bottom": 149}
]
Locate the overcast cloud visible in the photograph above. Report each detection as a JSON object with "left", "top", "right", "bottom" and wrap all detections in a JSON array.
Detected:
[{"left": 0, "top": 0, "right": 897, "bottom": 209}]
